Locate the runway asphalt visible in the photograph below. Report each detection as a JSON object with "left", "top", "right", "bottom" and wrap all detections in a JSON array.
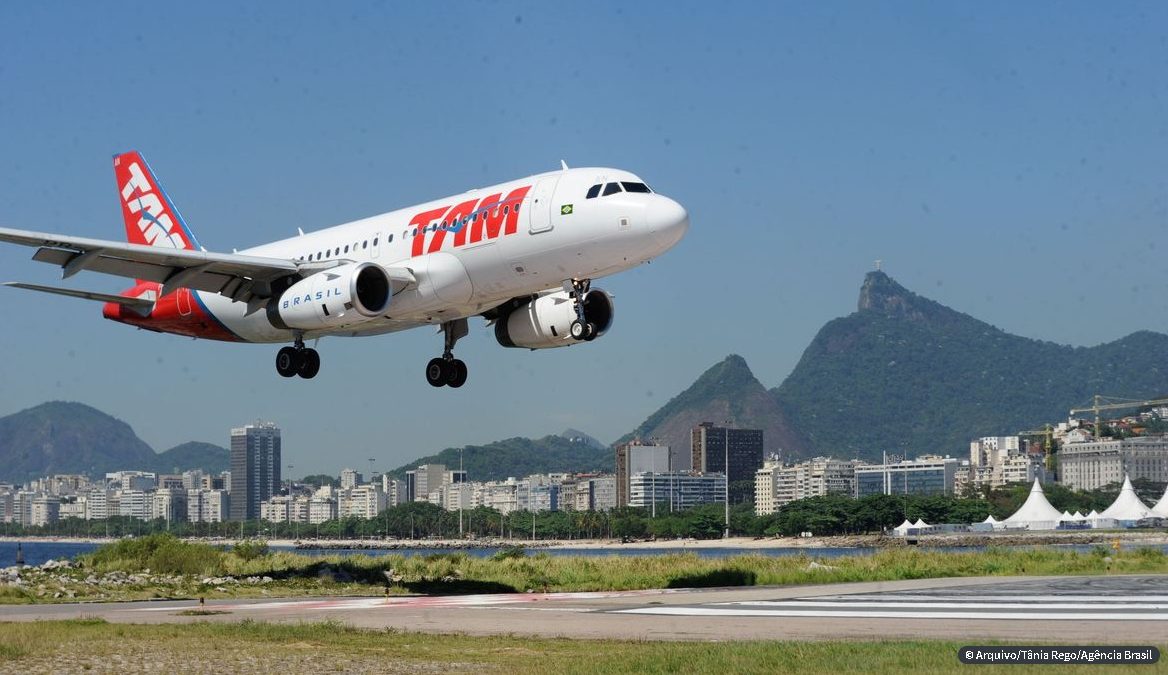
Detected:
[{"left": 2, "top": 575, "right": 1165, "bottom": 642}]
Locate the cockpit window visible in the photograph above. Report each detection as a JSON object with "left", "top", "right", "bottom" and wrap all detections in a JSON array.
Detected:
[
  {"left": 621, "top": 182, "right": 651, "bottom": 193},
  {"left": 586, "top": 184, "right": 601, "bottom": 199},
  {"left": 602, "top": 182, "right": 623, "bottom": 196}
]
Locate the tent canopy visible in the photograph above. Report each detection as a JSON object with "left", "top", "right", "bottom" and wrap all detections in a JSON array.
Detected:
[
  {"left": 1099, "top": 476, "right": 1153, "bottom": 521},
  {"left": 1001, "top": 479, "right": 1063, "bottom": 528}
]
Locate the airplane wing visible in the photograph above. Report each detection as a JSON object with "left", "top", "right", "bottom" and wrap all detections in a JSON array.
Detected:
[{"left": 0, "top": 226, "right": 302, "bottom": 302}]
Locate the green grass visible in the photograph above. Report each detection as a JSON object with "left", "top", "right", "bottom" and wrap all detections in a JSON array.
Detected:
[
  {"left": 0, "top": 620, "right": 1162, "bottom": 673},
  {"left": 4, "top": 538, "right": 1162, "bottom": 604}
]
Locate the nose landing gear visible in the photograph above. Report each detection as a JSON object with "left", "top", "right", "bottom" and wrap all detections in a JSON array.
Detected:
[
  {"left": 276, "top": 334, "right": 320, "bottom": 379},
  {"left": 426, "top": 318, "right": 469, "bottom": 388}
]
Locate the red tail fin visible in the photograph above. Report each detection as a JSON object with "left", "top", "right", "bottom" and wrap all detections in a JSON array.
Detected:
[{"left": 113, "top": 151, "right": 200, "bottom": 251}]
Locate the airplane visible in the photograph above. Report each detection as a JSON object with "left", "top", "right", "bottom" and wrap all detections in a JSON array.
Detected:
[{"left": 0, "top": 151, "right": 688, "bottom": 386}]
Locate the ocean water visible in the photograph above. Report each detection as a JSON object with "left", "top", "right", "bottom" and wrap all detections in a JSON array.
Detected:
[{"left": 3, "top": 540, "right": 1165, "bottom": 568}]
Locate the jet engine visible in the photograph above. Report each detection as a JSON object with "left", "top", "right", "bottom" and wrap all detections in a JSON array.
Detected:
[
  {"left": 271, "top": 262, "right": 391, "bottom": 331},
  {"left": 495, "top": 289, "right": 614, "bottom": 349}
]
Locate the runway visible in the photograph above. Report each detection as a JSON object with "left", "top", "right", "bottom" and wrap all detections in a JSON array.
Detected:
[{"left": 2, "top": 575, "right": 1165, "bottom": 642}]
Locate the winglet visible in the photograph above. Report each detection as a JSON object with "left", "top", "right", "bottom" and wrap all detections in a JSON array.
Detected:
[{"left": 560, "top": 160, "right": 569, "bottom": 171}]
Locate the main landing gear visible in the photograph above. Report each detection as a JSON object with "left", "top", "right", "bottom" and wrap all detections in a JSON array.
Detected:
[
  {"left": 276, "top": 335, "right": 320, "bottom": 379},
  {"left": 426, "top": 318, "right": 469, "bottom": 388},
  {"left": 566, "top": 278, "right": 598, "bottom": 342}
]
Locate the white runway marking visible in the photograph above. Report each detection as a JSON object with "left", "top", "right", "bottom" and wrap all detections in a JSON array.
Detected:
[
  {"left": 716, "top": 600, "right": 1168, "bottom": 610},
  {"left": 617, "top": 607, "right": 1168, "bottom": 620},
  {"left": 618, "top": 588, "right": 1168, "bottom": 621},
  {"left": 134, "top": 589, "right": 674, "bottom": 613}
]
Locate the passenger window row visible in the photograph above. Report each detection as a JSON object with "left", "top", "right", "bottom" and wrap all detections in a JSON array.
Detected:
[
  {"left": 297, "top": 234, "right": 391, "bottom": 262},
  {"left": 585, "top": 181, "right": 652, "bottom": 199},
  {"left": 404, "top": 202, "right": 519, "bottom": 238}
]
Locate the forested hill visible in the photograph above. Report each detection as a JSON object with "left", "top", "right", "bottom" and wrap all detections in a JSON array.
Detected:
[
  {"left": 0, "top": 402, "right": 228, "bottom": 482},
  {"left": 772, "top": 271, "right": 1168, "bottom": 461},
  {"left": 389, "top": 435, "right": 613, "bottom": 482}
]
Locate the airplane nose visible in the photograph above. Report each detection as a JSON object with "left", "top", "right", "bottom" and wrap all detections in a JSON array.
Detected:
[{"left": 650, "top": 196, "right": 689, "bottom": 250}]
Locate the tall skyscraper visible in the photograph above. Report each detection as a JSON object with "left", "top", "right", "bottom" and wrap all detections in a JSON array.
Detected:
[
  {"left": 691, "top": 423, "right": 764, "bottom": 483},
  {"left": 229, "top": 421, "right": 281, "bottom": 521}
]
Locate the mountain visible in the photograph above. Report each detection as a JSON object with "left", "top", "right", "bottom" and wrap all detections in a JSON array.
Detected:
[
  {"left": 153, "top": 442, "right": 229, "bottom": 475},
  {"left": 558, "top": 428, "right": 605, "bottom": 450},
  {"left": 0, "top": 402, "right": 228, "bottom": 482},
  {"left": 772, "top": 271, "right": 1168, "bottom": 461},
  {"left": 390, "top": 435, "right": 613, "bottom": 483},
  {"left": 0, "top": 402, "right": 158, "bottom": 483},
  {"left": 619, "top": 355, "right": 811, "bottom": 460}
]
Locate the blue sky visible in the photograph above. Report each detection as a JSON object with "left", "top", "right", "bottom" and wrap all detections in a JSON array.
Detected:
[{"left": 1, "top": 3, "right": 1166, "bottom": 475}]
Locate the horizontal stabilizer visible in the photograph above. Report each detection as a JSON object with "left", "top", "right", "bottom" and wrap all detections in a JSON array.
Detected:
[{"left": 3, "top": 282, "right": 155, "bottom": 310}]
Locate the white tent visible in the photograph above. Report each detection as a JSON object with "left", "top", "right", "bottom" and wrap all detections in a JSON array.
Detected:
[
  {"left": 982, "top": 515, "right": 999, "bottom": 524},
  {"left": 1071, "top": 511, "right": 1086, "bottom": 521},
  {"left": 1000, "top": 479, "right": 1063, "bottom": 530},
  {"left": 892, "top": 519, "right": 914, "bottom": 536},
  {"left": 1152, "top": 484, "right": 1168, "bottom": 518},
  {"left": 1060, "top": 510, "right": 1073, "bottom": 521},
  {"left": 1099, "top": 476, "right": 1153, "bottom": 522},
  {"left": 912, "top": 518, "right": 929, "bottom": 528}
]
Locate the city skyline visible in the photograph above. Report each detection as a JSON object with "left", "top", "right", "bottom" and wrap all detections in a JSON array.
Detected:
[{"left": 2, "top": 5, "right": 1167, "bottom": 474}]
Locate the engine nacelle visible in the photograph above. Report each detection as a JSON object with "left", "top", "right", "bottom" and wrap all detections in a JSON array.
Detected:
[
  {"left": 495, "top": 289, "right": 614, "bottom": 349},
  {"left": 272, "top": 262, "right": 391, "bottom": 331}
]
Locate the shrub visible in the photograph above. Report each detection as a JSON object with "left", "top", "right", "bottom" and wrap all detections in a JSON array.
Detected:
[
  {"left": 491, "top": 545, "right": 527, "bottom": 561},
  {"left": 232, "top": 540, "right": 270, "bottom": 561}
]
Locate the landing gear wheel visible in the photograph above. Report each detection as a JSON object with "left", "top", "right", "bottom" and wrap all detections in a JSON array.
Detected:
[
  {"left": 276, "top": 347, "right": 301, "bottom": 378},
  {"left": 426, "top": 358, "right": 449, "bottom": 387},
  {"left": 570, "top": 320, "right": 596, "bottom": 342},
  {"left": 297, "top": 348, "right": 320, "bottom": 379},
  {"left": 447, "top": 359, "right": 468, "bottom": 388}
]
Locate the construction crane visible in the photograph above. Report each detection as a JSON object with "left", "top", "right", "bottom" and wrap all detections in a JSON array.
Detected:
[
  {"left": 1017, "top": 424, "right": 1056, "bottom": 470},
  {"left": 1069, "top": 394, "right": 1168, "bottom": 439}
]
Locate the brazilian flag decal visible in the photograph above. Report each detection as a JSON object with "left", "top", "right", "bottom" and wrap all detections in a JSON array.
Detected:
[{"left": 561, "top": 204, "right": 574, "bottom": 215}]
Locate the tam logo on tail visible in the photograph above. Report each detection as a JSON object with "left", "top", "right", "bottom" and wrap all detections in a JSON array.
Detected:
[{"left": 113, "top": 151, "right": 198, "bottom": 251}]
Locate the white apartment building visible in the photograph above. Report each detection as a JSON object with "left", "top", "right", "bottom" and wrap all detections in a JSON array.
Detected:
[
  {"left": 118, "top": 490, "right": 151, "bottom": 520},
  {"left": 1058, "top": 436, "right": 1168, "bottom": 490},
  {"left": 628, "top": 472, "right": 726, "bottom": 511},
  {"left": 30, "top": 495, "right": 60, "bottom": 527},
  {"left": 260, "top": 496, "right": 290, "bottom": 523},
  {"left": 340, "top": 485, "right": 385, "bottom": 519},
  {"left": 152, "top": 488, "right": 188, "bottom": 523},
  {"left": 756, "top": 457, "right": 857, "bottom": 515},
  {"left": 340, "top": 469, "right": 363, "bottom": 489},
  {"left": 308, "top": 496, "right": 337, "bottom": 524}
]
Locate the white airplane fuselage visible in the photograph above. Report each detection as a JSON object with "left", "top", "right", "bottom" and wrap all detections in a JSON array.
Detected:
[{"left": 111, "top": 166, "right": 687, "bottom": 345}]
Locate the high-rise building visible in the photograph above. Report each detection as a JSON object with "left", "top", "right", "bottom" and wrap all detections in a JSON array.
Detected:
[
  {"left": 340, "top": 469, "right": 363, "bottom": 489},
  {"left": 382, "top": 474, "right": 405, "bottom": 506},
  {"left": 405, "top": 464, "right": 448, "bottom": 502},
  {"left": 229, "top": 421, "right": 282, "bottom": 521},
  {"left": 691, "top": 423, "right": 765, "bottom": 488},
  {"left": 615, "top": 441, "right": 670, "bottom": 507}
]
